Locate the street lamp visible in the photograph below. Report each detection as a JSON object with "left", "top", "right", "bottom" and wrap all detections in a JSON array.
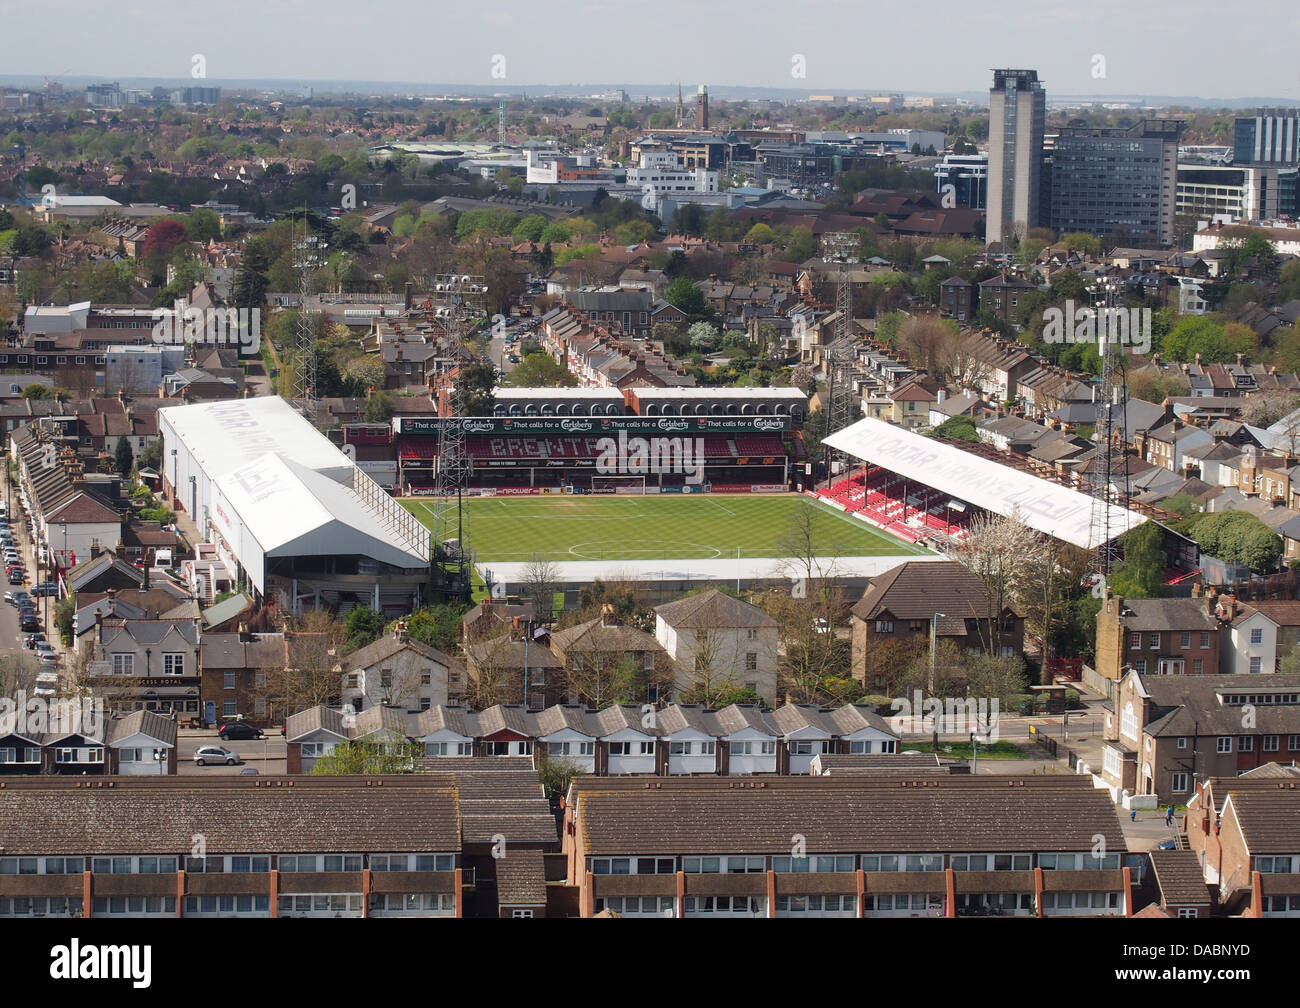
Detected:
[{"left": 930, "top": 612, "right": 946, "bottom": 752}]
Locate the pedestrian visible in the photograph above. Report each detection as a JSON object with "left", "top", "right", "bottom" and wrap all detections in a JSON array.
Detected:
[
  {"left": 1165, "top": 805, "right": 1174, "bottom": 826},
  {"left": 1130, "top": 808, "right": 1137, "bottom": 822}
]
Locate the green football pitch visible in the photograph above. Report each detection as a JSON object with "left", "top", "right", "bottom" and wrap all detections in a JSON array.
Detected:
[{"left": 400, "top": 494, "right": 928, "bottom": 563}]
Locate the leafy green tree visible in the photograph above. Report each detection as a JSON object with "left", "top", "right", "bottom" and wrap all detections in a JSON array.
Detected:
[
  {"left": 665, "top": 276, "right": 706, "bottom": 316},
  {"left": 508, "top": 351, "right": 577, "bottom": 387},
  {"left": 114, "top": 437, "right": 134, "bottom": 479},
  {"left": 539, "top": 221, "right": 570, "bottom": 244},
  {"left": 345, "top": 606, "right": 386, "bottom": 649},
  {"left": 451, "top": 361, "right": 498, "bottom": 416},
  {"left": 233, "top": 237, "right": 272, "bottom": 310},
  {"left": 310, "top": 739, "right": 421, "bottom": 775},
  {"left": 22, "top": 384, "right": 52, "bottom": 399},
  {"left": 1108, "top": 522, "right": 1169, "bottom": 599},
  {"left": 512, "top": 214, "right": 547, "bottom": 243}
]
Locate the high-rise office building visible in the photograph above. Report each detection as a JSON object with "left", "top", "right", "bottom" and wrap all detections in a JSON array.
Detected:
[
  {"left": 1050, "top": 120, "right": 1182, "bottom": 245},
  {"left": 1234, "top": 110, "right": 1300, "bottom": 167},
  {"left": 986, "top": 69, "right": 1046, "bottom": 246}
]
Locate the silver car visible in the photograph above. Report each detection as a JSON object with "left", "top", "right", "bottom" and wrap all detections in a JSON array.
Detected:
[{"left": 193, "top": 745, "right": 241, "bottom": 767}]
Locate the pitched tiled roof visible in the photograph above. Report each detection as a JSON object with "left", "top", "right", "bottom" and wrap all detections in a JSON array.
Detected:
[
  {"left": 0, "top": 779, "right": 461, "bottom": 855},
  {"left": 654, "top": 589, "right": 776, "bottom": 630},
  {"left": 574, "top": 777, "right": 1125, "bottom": 855},
  {"left": 851, "top": 561, "right": 1011, "bottom": 625},
  {"left": 1150, "top": 849, "right": 1212, "bottom": 905},
  {"left": 1225, "top": 787, "right": 1300, "bottom": 853},
  {"left": 495, "top": 846, "right": 548, "bottom": 906}
]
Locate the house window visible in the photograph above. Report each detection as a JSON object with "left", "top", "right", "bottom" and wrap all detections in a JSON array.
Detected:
[
  {"left": 1201, "top": 632, "right": 1210, "bottom": 649},
  {"left": 745, "top": 653, "right": 758, "bottom": 671},
  {"left": 1129, "top": 633, "right": 1142, "bottom": 649},
  {"left": 1290, "top": 735, "right": 1300, "bottom": 751},
  {"left": 1177, "top": 737, "right": 1187, "bottom": 749},
  {"left": 1263, "top": 735, "right": 1280, "bottom": 752},
  {"left": 224, "top": 671, "right": 236, "bottom": 689},
  {"left": 1192, "top": 659, "right": 1203, "bottom": 674},
  {"left": 111, "top": 654, "right": 135, "bottom": 675},
  {"left": 1180, "top": 632, "right": 1190, "bottom": 649},
  {"left": 381, "top": 669, "right": 392, "bottom": 688},
  {"left": 1250, "top": 657, "right": 1263, "bottom": 674},
  {"left": 1216, "top": 737, "right": 1233, "bottom": 754},
  {"left": 1240, "top": 736, "right": 1254, "bottom": 752},
  {"left": 1149, "top": 633, "right": 1160, "bottom": 650},
  {"left": 1131, "top": 659, "right": 1146, "bottom": 675},
  {"left": 1250, "top": 629, "right": 1264, "bottom": 645},
  {"left": 643, "top": 652, "right": 654, "bottom": 671},
  {"left": 875, "top": 621, "right": 893, "bottom": 634}
]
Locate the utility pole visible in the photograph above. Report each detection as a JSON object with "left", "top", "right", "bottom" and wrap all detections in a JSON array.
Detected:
[{"left": 930, "top": 611, "right": 945, "bottom": 751}]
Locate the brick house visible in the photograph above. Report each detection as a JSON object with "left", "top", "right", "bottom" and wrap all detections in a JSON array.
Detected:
[
  {"left": 1094, "top": 593, "right": 1221, "bottom": 685},
  {"left": 1185, "top": 772, "right": 1300, "bottom": 917},
  {"left": 1101, "top": 669, "right": 1300, "bottom": 804},
  {"left": 850, "top": 561, "right": 1024, "bottom": 689}
]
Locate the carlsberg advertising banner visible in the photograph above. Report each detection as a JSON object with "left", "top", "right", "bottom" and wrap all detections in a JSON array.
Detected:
[{"left": 395, "top": 416, "right": 791, "bottom": 436}]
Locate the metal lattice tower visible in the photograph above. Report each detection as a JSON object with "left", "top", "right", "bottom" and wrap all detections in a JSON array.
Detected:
[
  {"left": 498, "top": 102, "right": 506, "bottom": 145},
  {"left": 427, "top": 274, "right": 488, "bottom": 600},
  {"left": 1089, "top": 277, "right": 1129, "bottom": 576},
  {"left": 823, "top": 264, "right": 859, "bottom": 476},
  {"left": 291, "top": 216, "right": 321, "bottom": 418}
]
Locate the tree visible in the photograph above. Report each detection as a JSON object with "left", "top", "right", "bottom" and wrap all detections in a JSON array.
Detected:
[
  {"left": 345, "top": 355, "right": 387, "bottom": 392},
  {"left": 665, "top": 277, "right": 706, "bottom": 317},
  {"left": 1108, "top": 522, "right": 1170, "bottom": 598},
  {"left": 521, "top": 556, "right": 560, "bottom": 624},
  {"left": 22, "top": 384, "right": 52, "bottom": 399},
  {"left": 310, "top": 738, "right": 420, "bottom": 774},
  {"left": 1240, "top": 390, "right": 1300, "bottom": 428},
  {"left": 687, "top": 321, "right": 719, "bottom": 352},
  {"left": 140, "top": 219, "right": 189, "bottom": 264},
  {"left": 113, "top": 437, "right": 134, "bottom": 479},
  {"left": 345, "top": 606, "right": 386, "bottom": 650},
  {"left": 233, "top": 237, "right": 272, "bottom": 310},
  {"left": 954, "top": 509, "right": 1036, "bottom": 657},
  {"left": 512, "top": 214, "right": 547, "bottom": 243},
  {"left": 899, "top": 315, "right": 958, "bottom": 376},
  {"left": 508, "top": 352, "right": 577, "bottom": 388},
  {"left": 264, "top": 622, "right": 345, "bottom": 722},
  {"left": 451, "top": 361, "right": 497, "bottom": 416}
]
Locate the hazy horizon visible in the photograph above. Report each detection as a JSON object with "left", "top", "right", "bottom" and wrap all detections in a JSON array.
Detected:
[{"left": 6, "top": 0, "right": 1298, "bottom": 102}]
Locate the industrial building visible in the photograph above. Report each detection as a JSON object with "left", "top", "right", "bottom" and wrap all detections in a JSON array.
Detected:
[{"left": 159, "top": 396, "right": 430, "bottom": 617}]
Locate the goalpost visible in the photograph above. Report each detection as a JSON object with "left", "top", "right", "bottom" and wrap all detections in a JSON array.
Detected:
[{"left": 591, "top": 474, "right": 648, "bottom": 495}]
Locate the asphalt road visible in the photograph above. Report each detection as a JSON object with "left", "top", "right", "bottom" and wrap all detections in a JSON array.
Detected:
[{"left": 177, "top": 727, "right": 288, "bottom": 775}]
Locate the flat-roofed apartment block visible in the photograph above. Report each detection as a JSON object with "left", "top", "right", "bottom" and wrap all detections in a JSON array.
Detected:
[
  {"left": 1185, "top": 771, "right": 1300, "bottom": 918},
  {"left": 563, "top": 776, "right": 1129, "bottom": 918},
  {"left": 0, "top": 770, "right": 558, "bottom": 919}
]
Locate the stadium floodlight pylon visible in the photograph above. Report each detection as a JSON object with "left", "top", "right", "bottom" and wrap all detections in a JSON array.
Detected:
[
  {"left": 291, "top": 213, "right": 321, "bottom": 419},
  {"left": 427, "top": 274, "right": 488, "bottom": 602},
  {"left": 1087, "top": 276, "right": 1130, "bottom": 579},
  {"left": 824, "top": 261, "right": 859, "bottom": 480}
]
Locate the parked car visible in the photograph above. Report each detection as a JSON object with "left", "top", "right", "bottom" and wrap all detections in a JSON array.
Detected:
[
  {"left": 21, "top": 617, "right": 41, "bottom": 633},
  {"left": 218, "top": 721, "right": 265, "bottom": 741},
  {"left": 9, "top": 572, "right": 24, "bottom": 585},
  {"left": 239, "top": 768, "right": 260, "bottom": 775},
  {"left": 193, "top": 745, "right": 241, "bottom": 767},
  {"left": 37, "top": 653, "right": 58, "bottom": 667},
  {"left": 23, "top": 633, "right": 46, "bottom": 649},
  {"left": 33, "top": 643, "right": 56, "bottom": 658},
  {"left": 32, "top": 582, "right": 57, "bottom": 597}
]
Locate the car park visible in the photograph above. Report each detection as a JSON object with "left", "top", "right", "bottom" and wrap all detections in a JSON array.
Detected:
[
  {"left": 193, "top": 745, "right": 241, "bottom": 767},
  {"left": 218, "top": 721, "right": 266, "bottom": 741}
]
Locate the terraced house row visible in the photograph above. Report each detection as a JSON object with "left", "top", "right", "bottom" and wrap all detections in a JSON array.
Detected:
[{"left": 286, "top": 700, "right": 902, "bottom": 776}]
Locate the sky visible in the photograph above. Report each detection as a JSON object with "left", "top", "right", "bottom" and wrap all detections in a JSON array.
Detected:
[{"left": 5, "top": 0, "right": 1299, "bottom": 100}]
